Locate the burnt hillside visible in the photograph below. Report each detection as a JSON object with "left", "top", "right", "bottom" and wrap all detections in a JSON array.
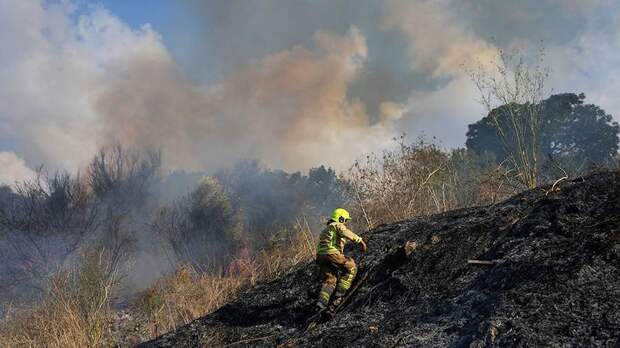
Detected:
[{"left": 140, "top": 171, "right": 620, "bottom": 347}]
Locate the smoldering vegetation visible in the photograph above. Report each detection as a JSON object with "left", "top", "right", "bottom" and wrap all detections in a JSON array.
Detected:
[
  {"left": 0, "top": 143, "right": 349, "bottom": 346},
  {"left": 141, "top": 171, "right": 620, "bottom": 348},
  {"left": 0, "top": 89, "right": 618, "bottom": 346},
  {"left": 0, "top": 146, "right": 347, "bottom": 306}
]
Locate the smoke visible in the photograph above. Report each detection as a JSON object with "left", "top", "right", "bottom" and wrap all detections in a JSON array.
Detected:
[
  {"left": 0, "top": 0, "right": 618, "bottom": 176},
  {"left": 0, "top": 0, "right": 619, "bottom": 304},
  {"left": 97, "top": 26, "right": 402, "bottom": 172},
  {"left": 0, "top": 1, "right": 167, "bottom": 171},
  {"left": 381, "top": 0, "right": 620, "bottom": 148},
  {"left": 0, "top": 1, "right": 400, "bottom": 173},
  {"left": 545, "top": 12, "right": 620, "bottom": 128},
  {"left": 382, "top": 0, "right": 500, "bottom": 145},
  {"left": 0, "top": 152, "right": 36, "bottom": 187},
  {"left": 383, "top": 0, "right": 499, "bottom": 78}
]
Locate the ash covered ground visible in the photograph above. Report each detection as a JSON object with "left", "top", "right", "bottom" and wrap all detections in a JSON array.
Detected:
[{"left": 140, "top": 171, "right": 620, "bottom": 347}]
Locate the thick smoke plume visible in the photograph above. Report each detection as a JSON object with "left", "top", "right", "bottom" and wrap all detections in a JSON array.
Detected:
[
  {"left": 0, "top": 152, "right": 36, "bottom": 186},
  {"left": 0, "top": 1, "right": 401, "bottom": 174},
  {"left": 1, "top": 0, "right": 618, "bottom": 174},
  {"left": 97, "top": 26, "right": 402, "bottom": 172}
]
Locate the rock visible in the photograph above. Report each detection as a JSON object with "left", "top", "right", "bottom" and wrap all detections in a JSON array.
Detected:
[{"left": 404, "top": 241, "right": 418, "bottom": 256}]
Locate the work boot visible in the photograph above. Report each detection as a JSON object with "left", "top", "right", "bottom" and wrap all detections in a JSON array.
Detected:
[
  {"left": 315, "top": 301, "right": 328, "bottom": 312},
  {"left": 331, "top": 296, "right": 343, "bottom": 307},
  {"left": 329, "top": 292, "right": 345, "bottom": 311}
]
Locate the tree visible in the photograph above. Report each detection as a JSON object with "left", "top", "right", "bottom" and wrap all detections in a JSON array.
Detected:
[
  {"left": 87, "top": 145, "right": 161, "bottom": 209},
  {"left": 153, "top": 176, "right": 238, "bottom": 268},
  {"left": 0, "top": 170, "right": 98, "bottom": 297},
  {"left": 466, "top": 93, "right": 620, "bottom": 175},
  {"left": 215, "top": 161, "right": 346, "bottom": 240},
  {"left": 467, "top": 48, "right": 548, "bottom": 188},
  {"left": 303, "top": 165, "right": 346, "bottom": 216}
]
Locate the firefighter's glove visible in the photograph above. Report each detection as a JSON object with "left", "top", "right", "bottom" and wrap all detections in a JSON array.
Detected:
[{"left": 359, "top": 239, "right": 367, "bottom": 253}]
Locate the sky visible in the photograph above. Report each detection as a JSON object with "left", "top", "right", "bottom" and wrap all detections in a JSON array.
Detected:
[{"left": 0, "top": 0, "right": 619, "bottom": 185}]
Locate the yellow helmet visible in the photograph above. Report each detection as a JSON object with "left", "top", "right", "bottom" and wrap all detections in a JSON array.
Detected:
[{"left": 330, "top": 208, "right": 351, "bottom": 223}]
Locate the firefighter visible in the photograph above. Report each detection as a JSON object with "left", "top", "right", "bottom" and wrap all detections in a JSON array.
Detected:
[{"left": 315, "top": 208, "right": 367, "bottom": 311}]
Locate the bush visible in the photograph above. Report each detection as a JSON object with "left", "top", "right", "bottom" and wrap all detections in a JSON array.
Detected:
[
  {"left": 345, "top": 137, "right": 515, "bottom": 229},
  {"left": 0, "top": 252, "right": 119, "bottom": 348},
  {"left": 153, "top": 176, "right": 239, "bottom": 269},
  {"left": 135, "top": 265, "right": 245, "bottom": 338},
  {"left": 135, "top": 223, "right": 316, "bottom": 339}
]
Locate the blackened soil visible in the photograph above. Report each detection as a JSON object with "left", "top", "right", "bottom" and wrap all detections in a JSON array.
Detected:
[{"left": 139, "top": 171, "right": 620, "bottom": 347}]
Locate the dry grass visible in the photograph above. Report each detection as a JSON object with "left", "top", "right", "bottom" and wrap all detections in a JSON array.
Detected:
[
  {"left": 249, "top": 221, "right": 317, "bottom": 282},
  {"left": 346, "top": 138, "right": 516, "bottom": 229},
  {"left": 135, "top": 224, "right": 316, "bottom": 339},
  {"left": 135, "top": 265, "right": 245, "bottom": 337},
  {"left": 0, "top": 225, "right": 316, "bottom": 346},
  {"left": 0, "top": 252, "right": 119, "bottom": 348}
]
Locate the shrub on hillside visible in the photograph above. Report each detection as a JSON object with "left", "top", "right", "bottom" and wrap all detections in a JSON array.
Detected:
[
  {"left": 346, "top": 137, "right": 515, "bottom": 229},
  {"left": 135, "top": 224, "right": 316, "bottom": 339},
  {"left": 0, "top": 252, "right": 119, "bottom": 348},
  {"left": 153, "top": 176, "right": 240, "bottom": 269}
]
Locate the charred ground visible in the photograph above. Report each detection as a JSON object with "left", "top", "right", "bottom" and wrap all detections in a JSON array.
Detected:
[{"left": 140, "top": 171, "right": 620, "bottom": 347}]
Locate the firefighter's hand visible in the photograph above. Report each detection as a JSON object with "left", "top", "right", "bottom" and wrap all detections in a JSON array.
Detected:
[{"left": 359, "top": 239, "right": 367, "bottom": 252}]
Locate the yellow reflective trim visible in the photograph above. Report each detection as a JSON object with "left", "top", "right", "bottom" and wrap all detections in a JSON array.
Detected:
[
  {"left": 337, "top": 281, "right": 352, "bottom": 290},
  {"left": 342, "top": 274, "right": 355, "bottom": 282}
]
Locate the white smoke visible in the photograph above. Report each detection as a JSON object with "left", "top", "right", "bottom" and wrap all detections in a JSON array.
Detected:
[
  {"left": 0, "top": 0, "right": 618, "bottom": 176},
  {"left": 0, "top": 1, "right": 400, "bottom": 174},
  {"left": 97, "top": 26, "right": 401, "bottom": 171},
  {"left": 0, "top": 151, "right": 36, "bottom": 187},
  {"left": 0, "top": 1, "right": 173, "bottom": 172}
]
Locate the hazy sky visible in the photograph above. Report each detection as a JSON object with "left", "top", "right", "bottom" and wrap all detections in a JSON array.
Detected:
[{"left": 0, "top": 0, "right": 618, "bottom": 184}]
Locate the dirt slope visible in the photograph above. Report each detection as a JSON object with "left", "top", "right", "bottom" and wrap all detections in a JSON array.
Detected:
[{"left": 139, "top": 171, "right": 620, "bottom": 347}]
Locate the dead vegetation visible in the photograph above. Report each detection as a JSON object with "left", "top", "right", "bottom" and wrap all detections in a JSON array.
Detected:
[
  {"left": 140, "top": 171, "right": 620, "bottom": 347},
  {"left": 346, "top": 137, "right": 517, "bottom": 229},
  {"left": 0, "top": 138, "right": 617, "bottom": 347},
  {"left": 466, "top": 47, "right": 549, "bottom": 189},
  {"left": 0, "top": 223, "right": 317, "bottom": 346},
  {"left": 0, "top": 252, "right": 119, "bottom": 348},
  {"left": 134, "top": 224, "right": 316, "bottom": 339}
]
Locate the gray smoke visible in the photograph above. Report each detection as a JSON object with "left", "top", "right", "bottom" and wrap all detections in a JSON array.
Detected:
[{"left": 0, "top": 0, "right": 618, "bottom": 177}]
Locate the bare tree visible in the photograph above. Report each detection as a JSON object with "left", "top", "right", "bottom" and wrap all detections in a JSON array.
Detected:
[
  {"left": 0, "top": 146, "right": 161, "bottom": 299},
  {"left": 152, "top": 177, "right": 237, "bottom": 270},
  {"left": 87, "top": 145, "right": 161, "bottom": 208},
  {"left": 466, "top": 47, "right": 549, "bottom": 189},
  {"left": 0, "top": 170, "right": 99, "bottom": 294}
]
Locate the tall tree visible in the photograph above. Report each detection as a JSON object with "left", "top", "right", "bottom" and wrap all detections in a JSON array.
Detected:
[
  {"left": 466, "top": 93, "right": 620, "bottom": 173},
  {"left": 466, "top": 48, "right": 548, "bottom": 188}
]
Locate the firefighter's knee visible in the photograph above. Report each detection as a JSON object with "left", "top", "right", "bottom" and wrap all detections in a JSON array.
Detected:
[
  {"left": 322, "top": 272, "right": 337, "bottom": 287},
  {"left": 336, "top": 260, "right": 357, "bottom": 293},
  {"left": 344, "top": 258, "right": 357, "bottom": 276}
]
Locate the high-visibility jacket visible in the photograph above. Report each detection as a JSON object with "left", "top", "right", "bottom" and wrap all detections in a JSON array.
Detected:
[{"left": 317, "top": 221, "right": 362, "bottom": 255}]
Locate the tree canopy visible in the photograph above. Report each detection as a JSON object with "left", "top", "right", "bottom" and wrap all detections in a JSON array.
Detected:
[{"left": 466, "top": 93, "right": 619, "bottom": 170}]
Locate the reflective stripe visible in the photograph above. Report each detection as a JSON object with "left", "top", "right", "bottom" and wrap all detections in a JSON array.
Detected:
[
  {"left": 337, "top": 281, "right": 351, "bottom": 291},
  {"left": 318, "top": 284, "right": 335, "bottom": 305},
  {"left": 317, "top": 224, "right": 340, "bottom": 254},
  {"left": 336, "top": 264, "right": 357, "bottom": 292},
  {"left": 319, "top": 290, "right": 331, "bottom": 302},
  {"left": 317, "top": 222, "right": 363, "bottom": 255}
]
